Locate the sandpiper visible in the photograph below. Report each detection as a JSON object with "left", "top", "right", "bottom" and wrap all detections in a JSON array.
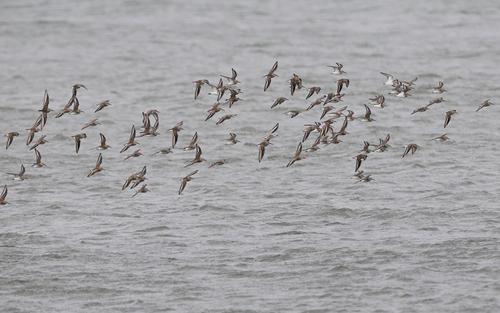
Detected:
[
  {"left": 336, "top": 79, "right": 350, "bottom": 95},
  {"left": 286, "top": 142, "right": 304, "bottom": 167},
  {"left": 71, "top": 133, "right": 87, "bottom": 154},
  {"left": 476, "top": 99, "right": 494, "bottom": 112},
  {"left": 29, "top": 135, "right": 48, "bottom": 151},
  {"left": 0, "top": 185, "right": 7, "bottom": 205},
  {"left": 38, "top": 90, "right": 51, "bottom": 128},
  {"left": 306, "top": 87, "right": 321, "bottom": 99},
  {"left": 226, "top": 132, "right": 239, "bottom": 145},
  {"left": 354, "top": 154, "right": 367, "bottom": 172},
  {"left": 88, "top": 153, "right": 103, "bottom": 177},
  {"left": 205, "top": 102, "right": 224, "bottom": 121},
  {"left": 432, "top": 134, "right": 449, "bottom": 142},
  {"left": 120, "top": 125, "right": 138, "bottom": 153},
  {"left": 132, "top": 184, "right": 149, "bottom": 197},
  {"left": 32, "top": 149, "right": 45, "bottom": 167},
  {"left": 271, "top": 97, "right": 288, "bottom": 109},
  {"left": 328, "top": 63, "right": 346, "bottom": 75},
  {"left": 221, "top": 68, "right": 239, "bottom": 86},
  {"left": 264, "top": 61, "right": 278, "bottom": 91},
  {"left": 5, "top": 132, "right": 19, "bottom": 150},
  {"left": 433, "top": 81, "right": 446, "bottom": 93},
  {"left": 97, "top": 133, "right": 110, "bottom": 150},
  {"left": 380, "top": 72, "right": 395, "bottom": 85},
  {"left": 193, "top": 79, "right": 210, "bottom": 100},
  {"left": 361, "top": 104, "right": 375, "bottom": 122},
  {"left": 402, "top": 144, "right": 418, "bottom": 158},
  {"left": 168, "top": 121, "right": 183, "bottom": 148},
  {"left": 444, "top": 110, "right": 457, "bottom": 128},
  {"left": 209, "top": 160, "right": 225, "bottom": 168},
  {"left": 216, "top": 114, "right": 237, "bottom": 125},
  {"left": 178, "top": 170, "right": 198, "bottom": 195},
  {"left": 82, "top": 118, "right": 100, "bottom": 130},
  {"left": 185, "top": 145, "right": 205, "bottom": 167},
  {"left": 289, "top": 73, "right": 303, "bottom": 96},
  {"left": 124, "top": 149, "right": 143, "bottom": 160},
  {"left": 95, "top": 100, "right": 111, "bottom": 113},
  {"left": 7, "top": 164, "right": 25, "bottom": 180},
  {"left": 183, "top": 132, "right": 199, "bottom": 150}
]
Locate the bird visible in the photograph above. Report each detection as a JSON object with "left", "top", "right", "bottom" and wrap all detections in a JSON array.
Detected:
[
  {"left": 179, "top": 170, "right": 198, "bottom": 195},
  {"left": 94, "top": 100, "right": 111, "bottom": 113},
  {"left": 168, "top": 121, "right": 183, "bottom": 148},
  {"left": 271, "top": 97, "right": 288, "bottom": 109},
  {"left": 432, "top": 81, "right": 446, "bottom": 93},
  {"left": 88, "top": 153, "right": 103, "bottom": 177},
  {"left": 354, "top": 154, "right": 367, "bottom": 172},
  {"left": 225, "top": 89, "right": 242, "bottom": 108},
  {"left": 306, "top": 96, "right": 326, "bottom": 110},
  {"left": 183, "top": 132, "right": 199, "bottom": 150},
  {"left": 444, "top": 110, "right": 457, "bottom": 128},
  {"left": 193, "top": 79, "right": 210, "bottom": 100},
  {"left": 5, "top": 132, "right": 19, "bottom": 150},
  {"left": 226, "top": 132, "right": 239, "bottom": 145},
  {"left": 81, "top": 118, "right": 100, "bottom": 130},
  {"left": 71, "top": 133, "right": 87, "bottom": 154},
  {"left": 97, "top": 133, "right": 110, "bottom": 150},
  {"left": 370, "top": 95, "right": 385, "bottom": 108},
  {"left": 285, "top": 110, "right": 302, "bottom": 118},
  {"left": 306, "top": 87, "right": 321, "bottom": 99},
  {"left": 132, "top": 184, "right": 149, "bottom": 197},
  {"left": 264, "top": 61, "right": 278, "bottom": 91},
  {"left": 361, "top": 104, "right": 375, "bottom": 122},
  {"left": 32, "top": 149, "right": 45, "bottom": 167},
  {"left": 38, "top": 90, "right": 51, "bottom": 128},
  {"left": 209, "top": 160, "right": 225, "bottom": 168},
  {"left": 305, "top": 135, "right": 322, "bottom": 152},
  {"left": 120, "top": 125, "right": 138, "bottom": 153},
  {"left": 185, "top": 145, "right": 205, "bottom": 167},
  {"left": 26, "top": 115, "right": 43, "bottom": 145},
  {"left": 152, "top": 147, "right": 172, "bottom": 155},
  {"left": 380, "top": 72, "right": 395, "bottom": 85},
  {"left": 220, "top": 68, "right": 239, "bottom": 86},
  {"left": 476, "top": 99, "right": 494, "bottom": 112},
  {"left": 328, "top": 63, "right": 346, "bottom": 75},
  {"left": 336, "top": 78, "right": 350, "bottom": 95},
  {"left": 289, "top": 73, "right": 303, "bottom": 96},
  {"left": 122, "top": 166, "right": 147, "bottom": 190},
  {"left": 205, "top": 102, "right": 224, "bottom": 121},
  {"left": 402, "top": 144, "right": 419, "bottom": 158},
  {"left": 29, "top": 135, "right": 48, "bottom": 151},
  {"left": 216, "top": 114, "right": 237, "bottom": 125},
  {"left": 257, "top": 141, "right": 270, "bottom": 163},
  {"left": 432, "top": 134, "right": 449, "bottom": 142},
  {"left": 56, "top": 84, "right": 87, "bottom": 118},
  {"left": 0, "top": 185, "right": 8, "bottom": 205},
  {"left": 124, "top": 149, "right": 143, "bottom": 160},
  {"left": 286, "top": 143, "right": 304, "bottom": 167},
  {"left": 7, "top": 164, "right": 26, "bottom": 180},
  {"left": 411, "top": 104, "right": 432, "bottom": 115}
]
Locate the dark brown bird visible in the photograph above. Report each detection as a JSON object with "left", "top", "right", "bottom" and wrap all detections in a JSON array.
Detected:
[
  {"left": 443, "top": 110, "right": 457, "bottom": 128},
  {"left": 354, "top": 154, "right": 367, "bottom": 172},
  {"left": 306, "top": 87, "right": 321, "bottom": 99},
  {"left": 336, "top": 79, "right": 350, "bottom": 95},
  {"left": 193, "top": 79, "right": 210, "bottom": 100},
  {"left": 71, "top": 133, "right": 87, "bottom": 154},
  {"left": 361, "top": 104, "right": 374, "bottom": 122},
  {"left": 0, "top": 185, "right": 8, "bottom": 205},
  {"left": 97, "top": 133, "right": 110, "bottom": 150},
  {"left": 5, "top": 132, "right": 19, "bottom": 150},
  {"left": 289, "top": 73, "right": 303, "bottom": 96},
  {"left": 402, "top": 144, "right": 418, "bottom": 158},
  {"left": 168, "top": 121, "right": 183, "bottom": 148}
]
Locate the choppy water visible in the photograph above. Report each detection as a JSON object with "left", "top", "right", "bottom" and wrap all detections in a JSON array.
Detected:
[{"left": 1, "top": 1, "right": 500, "bottom": 312}]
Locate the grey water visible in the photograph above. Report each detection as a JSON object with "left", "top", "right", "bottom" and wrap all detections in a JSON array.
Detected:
[{"left": 1, "top": 0, "right": 500, "bottom": 312}]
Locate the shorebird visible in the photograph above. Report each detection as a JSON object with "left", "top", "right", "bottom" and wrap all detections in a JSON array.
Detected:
[
  {"left": 87, "top": 153, "right": 103, "bottom": 177},
  {"left": 305, "top": 135, "right": 322, "bottom": 152},
  {"left": 56, "top": 84, "right": 86, "bottom": 118},
  {"left": 328, "top": 63, "right": 346, "bottom": 75},
  {"left": 120, "top": 125, "right": 138, "bottom": 153},
  {"left": 306, "top": 87, "right": 321, "bottom": 99},
  {"left": 81, "top": 118, "right": 100, "bottom": 130},
  {"left": 323, "top": 92, "right": 344, "bottom": 105},
  {"left": 225, "top": 88, "right": 242, "bottom": 108},
  {"left": 216, "top": 114, "right": 237, "bottom": 125},
  {"left": 32, "top": 149, "right": 45, "bottom": 167},
  {"left": 285, "top": 110, "right": 302, "bottom": 118},
  {"left": 94, "top": 100, "right": 111, "bottom": 113},
  {"left": 372, "top": 134, "right": 391, "bottom": 152},
  {"left": 411, "top": 104, "right": 432, "bottom": 115},
  {"left": 178, "top": 170, "right": 198, "bottom": 195},
  {"left": 168, "top": 121, "right": 183, "bottom": 148},
  {"left": 122, "top": 166, "right": 147, "bottom": 190},
  {"left": 193, "top": 79, "right": 210, "bottom": 100},
  {"left": 402, "top": 143, "right": 418, "bottom": 158},
  {"left": 5, "top": 132, "right": 19, "bottom": 150},
  {"left": 271, "top": 97, "right": 288, "bottom": 109},
  {"left": 220, "top": 68, "right": 239, "bottom": 86},
  {"left": 71, "top": 133, "right": 87, "bottom": 154},
  {"left": 432, "top": 134, "right": 449, "bottom": 142},
  {"left": 132, "top": 184, "right": 149, "bottom": 197},
  {"left": 286, "top": 143, "right": 304, "bottom": 167},
  {"left": 345, "top": 110, "right": 355, "bottom": 121},
  {"left": 336, "top": 78, "right": 350, "bottom": 95},
  {"left": 432, "top": 81, "right": 446, "bottom": 93},
  {"left": 185, "top": 145, "right": 205, "bottom": 167},
  {"left": 264, "top": 61, "right": 278, "bottom": 91},
  {"left": 320, "top": 106, "right": 334, "bottom": 119},
  {"left": 124, "top": 149, "right": 143, "bottom": 160},
  {"left": 380, "top": 72, "right": 395, "bottom": 85},
  {"left": 0, "top": 185, "right": 7, "bottom": 205},
  {"left": 476, "top": 99, "right": 494, "bottom": 112},
  {"left": 209, "top": 160, "right": 225, "bottom": 168},
  {"left": 226, "top": 132, "right": 239, "bottom": 145},
  {"left": 361, "top": 104, "right": 375, "bottom": 122},
  {"left": 302, "top": 123, "right": 320, "bottom": 142},
  {"left": 205, "top": 102, "right": 224, "bottom": 121},
  {"left": 38, "top": 90, "right": 51, "bottom": 128},
  {"left": 337, "top": 116, "right": 349, "bottom": 136},
  {"left": 26, "top": 115, "right": 43, "bottom": 145},
  {"left": 444, "top": 110, "right": 457, "bottom": 128},
  {"left": 306, "top": 96, "right": 326, "bottom": 110},
  {"left": 370, "top": 95, "right": 385, "bottom": 108},
  {"left": 97, "top": 133, "right": 110, "bottom": 150},
  {"left": 289, "top": 73, "right": 303, "bottom": 96},
  {"left": 354, "top": 154, "right": 367, "bottom": 172},
  {"left": 29, "top": 135, "right": 48, "bottom": 151},
  {"left": 183, "top": 132, "right": 199, "bottom": 150},
  {"left": 429, "top": 97, "right": 445, "bottom": 105},
  {"left": 7, "top": 164, "right": 25, "bottom": 180}
]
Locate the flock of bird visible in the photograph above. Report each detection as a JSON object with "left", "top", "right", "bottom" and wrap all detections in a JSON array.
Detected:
[{"left": 0, "top": 61, "right": 496, "bottom": 204}]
